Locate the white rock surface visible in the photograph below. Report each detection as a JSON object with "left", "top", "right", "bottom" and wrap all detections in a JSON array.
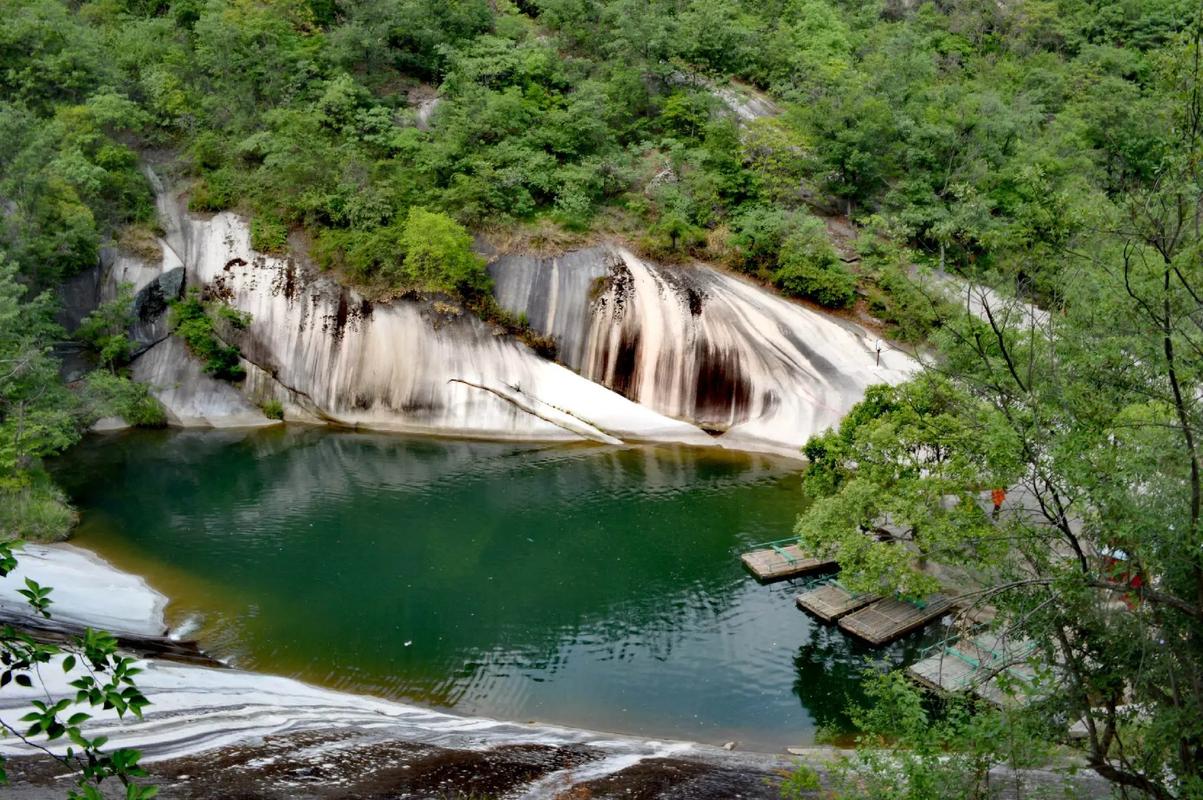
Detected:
[
  {"left": 177, "top": 210, "right": 716, "bottom": 447},
  {"left": 934, "top": 271, "right": 1050, "bottom": 329},
  {"left": 108, "top": 173, "right": 921, "bottom": 456},
  {"left": 132, "top": 335, "right": 277, "bottom": 428},
  {"left": 710, "top": 81, "right": 780, "bottom": 122},
  {"left": 0, "top": 652, "right": 700, "bottom": 765},
  {"left": 491, "top": 247, "right": 917, "bottom": 457},
  {"left": 103, "top": 252, "right": 163, "bottom": 299},
  {"left": 0, "top": 544, "right": 167, "bottom": 637}
]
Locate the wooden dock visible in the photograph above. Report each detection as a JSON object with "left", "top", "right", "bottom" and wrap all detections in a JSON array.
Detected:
[
  {"left": 740, "top": 541, "right": 837, "bottom": 582},
  {"left": 795, "top": 582, "right": 879, "bottom": 622},
  {"left": 838, "top": 595, "right": 955, "bottom": 645},
  {"left": 908, "top": 633, "right": 1036, "bottom": 706}
]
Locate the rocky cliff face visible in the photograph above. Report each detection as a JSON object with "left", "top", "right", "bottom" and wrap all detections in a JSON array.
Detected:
[
  {"left": 94, "top": 175, "right": 915, "bottom": 457},
  {"left": 116, "top": 184, "right": 715, "bottom": 448},
  {"left": 491, "top": 248, "right": 915, "bottom": 455}
]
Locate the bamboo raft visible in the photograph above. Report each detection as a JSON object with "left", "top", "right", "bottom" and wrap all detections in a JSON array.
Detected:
[
  {"left": 740, "top": 540, "right": 837, "bottom": 582},
  {"left": 795, "top": 582, "right": 880, "bottom": 622},
  {"left": 838, "top": 595, "right": 955, "bottom": 645},
  {"left": 907, "top": 633, "right": 1036, "bottom": 706}
]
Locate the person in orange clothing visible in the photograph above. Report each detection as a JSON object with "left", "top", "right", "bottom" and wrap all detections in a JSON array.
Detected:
[{"left": 991, "top": 487, "right": 1006, "bottom": 519}]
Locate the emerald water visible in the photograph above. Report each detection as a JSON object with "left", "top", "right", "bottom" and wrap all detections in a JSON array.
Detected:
[{"left": 53, "top": 427, "right": 936, "bottom": 751}]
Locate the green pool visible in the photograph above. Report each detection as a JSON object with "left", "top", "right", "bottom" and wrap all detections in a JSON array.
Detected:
[{"left": 52, "top": 427, "right": 937, "bottom": 750}]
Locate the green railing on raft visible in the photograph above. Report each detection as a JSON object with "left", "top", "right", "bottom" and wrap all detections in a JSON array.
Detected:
[
  {"left": 915, "top": 630, "right": 1038, "bottom": 689},
  {"left": 745, "top": 537, "right": 804, "bottom": 563}
]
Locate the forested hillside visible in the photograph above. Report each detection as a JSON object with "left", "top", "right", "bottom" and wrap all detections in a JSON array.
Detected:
[{"left": 3, "top": 0, "right": 1192, "bottom": 302}]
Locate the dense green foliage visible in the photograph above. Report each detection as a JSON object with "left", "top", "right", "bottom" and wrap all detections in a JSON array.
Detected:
[
  {"left": 773, "top": 219, "right": 856, "bottom": 307},
  {"left": 794, "top": 16, "right": 1203, "bottom": 795},
  {"left": 0, "top": 258, "right": 160, "bottom": 542},
  {"left": 0, "top": 0, "right": 168, "bottom": 544},
  {"left": 821, "top": 671, "right": 1055, "bottom": 800},
  {"left": 4, "top": 0, "right": 1188, "bottom": 317},
  {"left": 397, "top": 207, "right": 490, "bottom": 293},
  {"left": 169, "top": 289, "right": 249, "bottom": 381},
  {"left": 76, "top": 285, "right": 138, "bottom": 371},
  {"left": 1, "top": 0, "right": 1195, "bottom": 306},
  {"left": 314, "top": 205, "right": 490, "bottom": 293}
]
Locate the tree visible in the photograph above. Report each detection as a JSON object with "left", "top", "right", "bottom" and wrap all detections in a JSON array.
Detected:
[
  {"left": 397, "top": 207, "right": 490, "bottom": 294},
  {"left": 0, "top": 259, "right": 78, "bottom": 486},
  {"left": 75, "top": 284, "right": 137, "bottom": 372},
  {"left": 794, "top": 26, "right": 1203, "bottom": 795},
  {"left": 789, "top": 78, "right": 895, "bottom": 220},
  {"left": 674, "top": 0, "right": 758, "bottom": 77},
  {"left": 169, "top": 289, "right": 248, "bottom": 381},
  {"left": 773, "top": 218, "right": 857, "bottom": 308},
  {"left": 798, "top": 375, "right": 1018, "bottom": 598},
  {"left": 329, "top": 0, "right": 493, "bottom": 82},
  {"left": 727, "top": 205, "right": 803, "bottom": 273}
]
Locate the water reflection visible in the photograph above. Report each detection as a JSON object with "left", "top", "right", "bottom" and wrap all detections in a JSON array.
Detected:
[{"left": 53, "top": 427, "right": 931, "bottom": 750}]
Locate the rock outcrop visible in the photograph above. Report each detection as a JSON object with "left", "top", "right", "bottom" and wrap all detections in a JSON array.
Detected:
[
  {"left": 129, "top": 265, "right": 184, "bottom": 355},
  {"left": 85, "top": 172, "right": 918, "bottom": 456},
  {"left": 0, "top": 544, "right": 166, "bottom": 637},
  {"left": 491, "top": 247, "right": 915, "bottom": 455},
  {"left": 111, "top": 183, "right": 714, "bottom": 446},
  {"left": 132, "top": 336, "right": 274, "bottom": 428}
]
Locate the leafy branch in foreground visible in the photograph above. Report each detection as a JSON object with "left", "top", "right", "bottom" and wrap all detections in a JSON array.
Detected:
[{"left": 0, "top": 540, "right": 155, "bottom": 799}]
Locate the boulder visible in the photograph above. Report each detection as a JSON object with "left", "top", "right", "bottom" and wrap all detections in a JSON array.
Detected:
[{"left": 129, "top": 266, "right": 185, "bottom": 355}]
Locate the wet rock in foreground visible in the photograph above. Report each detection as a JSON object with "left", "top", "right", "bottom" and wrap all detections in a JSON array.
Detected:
[
  {"left": 2, "top": 729, "right": 788, "bottom": 799},
  {"left": 573, "top": 757, "right": 783, "bottom": 799}
]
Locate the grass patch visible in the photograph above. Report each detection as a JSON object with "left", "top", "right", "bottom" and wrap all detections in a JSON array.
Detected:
[
  {"left": 262, "top": 399, "right": 284, "bottom": 420},
  {"left": 0, "top": 478, "right": 77, "bottom": 543},
  {"left": 115, "top": 223, "right": 163, "bottom": 261}
]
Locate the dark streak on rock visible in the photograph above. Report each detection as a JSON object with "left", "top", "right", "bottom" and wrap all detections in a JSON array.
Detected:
[
  {"left": 203, "top": 276, "right": 235, "bottom": 304},
  {"left": 656, "top": 266, "right": 708, "bottom": 318},
  {"left": 333, "top": 292, "right": 350, "bottom": 341},
  {"left": 693, "top": 342, "right": 751, "bottom": 425},
  {"left": 591, "top": 258, "right": 634, "bottom": 321},
  {"left": 268, "top": 259, "right": 300, "bottom": 302},
  {"left": 573, "top": 756, "right": 784, "bottom": 799},
  {"left": 608, "top": 329, "right": 641, "bottom": 397},
  {"left": 321, "top": 291, "right": 372, "bottom": 342},
  {"left": 760, "top": 389, "right": 779, "bottom": 416}
]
